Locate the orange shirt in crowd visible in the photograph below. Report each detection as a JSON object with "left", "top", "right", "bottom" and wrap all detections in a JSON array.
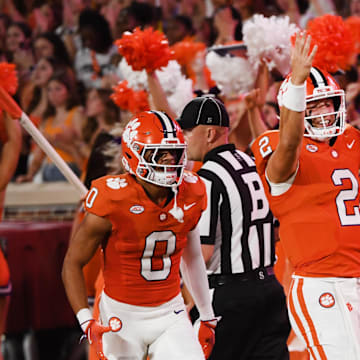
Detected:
[{"left": 43, "top": 107, "right": 79, "bottom": 164}]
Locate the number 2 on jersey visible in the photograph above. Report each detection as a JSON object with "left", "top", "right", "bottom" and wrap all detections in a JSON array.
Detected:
[
  {"left": 141, "top": 231, "right": 176, "bottom": 281},
  {"left": 332, "top": 169, "right": 360, "bottom": 226},
  {"left": 259, "top": 136, "right": 272, "bottom": 158}
]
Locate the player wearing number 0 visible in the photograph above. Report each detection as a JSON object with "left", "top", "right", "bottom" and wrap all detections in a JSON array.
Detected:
[
  {"left": 62, "top": 110, "right": 218, "bottom": 360},
  {"left": 251, "top": 33, "right": 360, "bottom": 359}
]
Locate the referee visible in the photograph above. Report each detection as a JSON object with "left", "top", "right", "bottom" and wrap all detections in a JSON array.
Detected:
[{"left": 178, "top": 95, "right": 290, "bottom": 360}]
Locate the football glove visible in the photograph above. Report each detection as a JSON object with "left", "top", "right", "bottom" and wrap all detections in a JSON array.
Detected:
[
  {"left": 85, "top": 320, "right": 111, "bottom": 360},
  {"left": 198, "top": 319, "right": 217, "bottom": 359}
]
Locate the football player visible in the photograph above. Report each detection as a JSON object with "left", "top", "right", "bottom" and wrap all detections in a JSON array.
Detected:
[
  {"left": 252, "top": 33, "right": 360, "bottom": 359},
  {"left": 62, "top": 110, "right": 218, "bottom": 360}
]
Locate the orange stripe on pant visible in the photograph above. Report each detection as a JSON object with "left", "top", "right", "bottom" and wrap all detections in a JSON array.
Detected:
[
  {"left": 289, "top": 279, "right": 316, "bottom": 359},
  {"left": 289, "top": 278, "right": 328, "bottom": 360},
  {"left": 296, "top": 279, "right": 327, "bottom": 360}
]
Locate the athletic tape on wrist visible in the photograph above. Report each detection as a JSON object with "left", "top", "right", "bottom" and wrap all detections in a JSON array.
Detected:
[
  {"left": 76, "top": 308, "right": 93, "bottom": 332},
  {"left": 281, "top": 79, "right": 306, "bottom": 112}
]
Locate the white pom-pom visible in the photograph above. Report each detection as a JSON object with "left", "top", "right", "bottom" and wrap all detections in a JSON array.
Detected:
[
  {"left": 155, "top": 61, "right": 183, "bottom": 95},
  {"left": 117, "top": 59, "right": 193, "bottom": 117},
  {"left": 243, "top": 14, "right": 299, "bottom": 77},
  {"left": 167, "top": 78, "right": 194, "bottom": 117},
  {"left": 156, "top": 60, "right": 194, "bottom": 117},
  {"left": 117, "top": 58, "right": 148, "bottom": 90},
  {"left": 206, "top": 51, "right": 256, "bottom": 98}
]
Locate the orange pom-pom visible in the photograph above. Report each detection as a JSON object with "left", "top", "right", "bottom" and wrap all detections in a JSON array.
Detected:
[
  {"left": 345, "top": 16, "right": 360, "bottom": 53},
  {"left": 306, "top": 15, "right": 356, "bottom": 73},
  {"left": 111, "top": 81, "right": 150, "bottom": 114},
  {"left": 171, "top": 38, "right": 206, "bottom": 67},
  {"left": 115, "top": 27, "right": 172, "bottom": 73},
  {"left": 171, "top": 38, "right": 206, "bottom": 82},
  {"left": 0, "top": 63, "right": 18, "bottom": 95}
]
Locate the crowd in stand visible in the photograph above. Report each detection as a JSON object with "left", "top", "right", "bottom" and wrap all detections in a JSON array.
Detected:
[
  {"left": 0, "top": 0, "right": 357, "bottom": 185},
  {"left": 2, "top": 0, "right": 360, "bottom": 359}
]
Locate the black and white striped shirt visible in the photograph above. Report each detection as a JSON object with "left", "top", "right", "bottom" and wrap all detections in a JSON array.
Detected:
[{"left": 198, "top": 144, "right": 275, "bottom": 275}]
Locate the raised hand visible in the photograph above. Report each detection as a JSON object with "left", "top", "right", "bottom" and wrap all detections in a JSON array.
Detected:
[
  {"left": 290, "top": 32, "right": 317, "bottom": 85},
  {"left": 244, "top": 89, "right": 262, "bottom": 111}
]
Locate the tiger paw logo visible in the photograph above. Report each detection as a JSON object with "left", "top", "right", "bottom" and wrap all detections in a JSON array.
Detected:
[
  {"left": 106, "top": 177, "right": 128, "bottom": 189},
  {"left": 122, "top": 118, "right": 140, "bottom": 147},
  {"left": 108, "top": 317, "right": 122, "bottom": 332},
  {"left": 319, "top": 292, "right": 335, "bottom": 308}
]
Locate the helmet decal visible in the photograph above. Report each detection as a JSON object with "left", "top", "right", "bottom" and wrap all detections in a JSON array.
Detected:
[{"left": 122, "top": 118, "right": 141, "bottom": 148}]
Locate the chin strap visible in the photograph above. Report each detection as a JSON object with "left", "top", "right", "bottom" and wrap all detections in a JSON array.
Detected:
[{"left": 168, "top": 185, "right": 184, "bottom": 223}]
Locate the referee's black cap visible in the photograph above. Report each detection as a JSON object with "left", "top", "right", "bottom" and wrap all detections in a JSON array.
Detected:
[{"left": 177, "top": 95, "right": 229, "bottom": 130}]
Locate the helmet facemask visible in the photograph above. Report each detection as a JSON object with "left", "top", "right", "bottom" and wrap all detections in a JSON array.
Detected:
[
  {"left": 304, "top": 87, "right": 346, "bottom": 141},
  {"left": 133, "top": 141, "right": 186, "bottom": 187}
]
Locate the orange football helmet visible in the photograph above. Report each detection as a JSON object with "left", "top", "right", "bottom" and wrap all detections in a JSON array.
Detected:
[
  {"left": 304, "top": 67, "right": 346, "bottom": 139},
  {"left": 278, "top": 67, "right": 346, "bottom": 140},
  {"left": 121, "top": 111, "right": 187, "bottom": 187}
]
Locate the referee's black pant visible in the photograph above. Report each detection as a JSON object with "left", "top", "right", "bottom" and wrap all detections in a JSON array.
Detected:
[{"left": 208, "top": 270, "right": 291, "bottom": 360}]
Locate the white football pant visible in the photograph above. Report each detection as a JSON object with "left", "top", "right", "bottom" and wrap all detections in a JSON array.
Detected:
[
  {"left": 288, "top": 275, "right": 360, "bottom": 360},
  {"left": 99, "top": 291, "right": 205, "bottom": 360}
]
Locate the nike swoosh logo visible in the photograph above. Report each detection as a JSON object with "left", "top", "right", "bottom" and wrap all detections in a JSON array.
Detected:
[
  {"left": 184, "top": 202, "right": 196, "bottom": 211},
  {"left": 174, "top": 309, "right": 184, "bottom": 315},
  {"left": 347, "top": 140, "right": 355, "bottom": 149}
]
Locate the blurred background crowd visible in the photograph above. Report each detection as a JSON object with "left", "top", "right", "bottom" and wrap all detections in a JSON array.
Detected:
[
  {"left": 0, "top": 0, "right": 359, "bottom": 184},
  {"left": 1, "top": 0, "right": 360, "bottom": 359}
]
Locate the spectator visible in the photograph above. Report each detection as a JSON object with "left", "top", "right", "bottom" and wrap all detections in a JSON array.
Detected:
[
  {"left": 81, "top": 88, "right": 121, "bottom": 168},
  {"left": 233, "top": 0, "right": 270, "bottom": 23},
  {"left": 97, "top": 0, "right": 125, "bottom": 38},
  {"left": 178, "top": 0, "right": 206, "bottom": 29},
  {"left": 5, "top": 21, "right": 33, "bottom": 81},
  {"left": 350, "top": 0, "right": 360, "bottom": 16},
  {"left": 245, "top": 89, "right": 280, "bottom": 142},
  {"left": 195, "top": 16, "right": 217, "bottom": 47},
  {"left": 55, "top": 0, "right": 89, "bottom": 60},
  {"left": 29, "top": 0, "right": 58, "bottom": 36},
  {"left": 114, "top": 1, "right": 157, "bottom": 38},
  {"left": 165, "top": 15, "right": 195, "bottom": 45},
  {"left": 213, "top": 5, "right": 242, "bottom": 44},
  {"left": 15, "top": 57, "right": 67, "bottom": 178},
  {"left": 22, "top": 57, "right": 66, "bottom": 118},
  {"left": 33, "top": 32, "right": 72, "bottom": 66},
  {"left": 16, "top": 68, "right": 86, "bottom": 182},
  {"left": 0, "top": 0, "right": 28, "bottom": 22},
  {"left": 225, "top": 97, "right": 251, "bottom": 151},
  {"left": 298, "top": 0, "right": 336, "bottom": 28},
  {"left": 75, "top": 9, "right": 118, "bottom": 89}
]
